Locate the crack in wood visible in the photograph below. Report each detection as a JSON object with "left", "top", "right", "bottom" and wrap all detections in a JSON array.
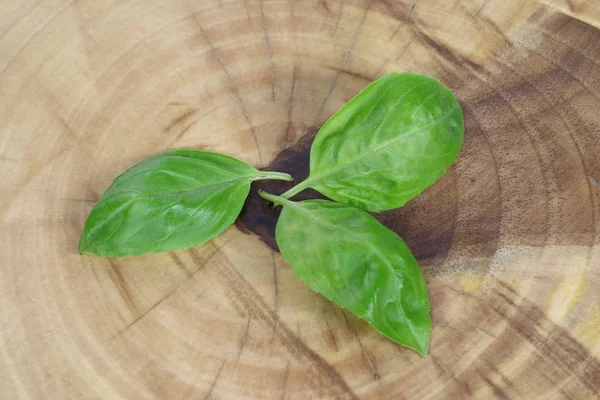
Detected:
[
  {"left": 315, "top": 5, "right": 369, "bottom": 123},
  {"left": 217, "top": 259, "right": 358, "bottom": 398},
  {"left": 342, "top": 311, "right": 390, "bottom": 400},
  {"left": 259, "top": 0, "right": 276, "bottom": 99},
  {"left": 476, "top": 0, "right": 491, "bottom": 16},
  {"left": 333, "top": 0, "right": 346, "bottom": 36},
  {"left": 242, "top": 0, "right": 252, "bottom": 27},
  {"left": 405, "top": 0, "right": 420, "bottom": 21},
  {"left": 430, "top": 353, "right": 472, "bottom": 396},
  {"left": 203, "top": 358, "right": 227, "bottom": 400},
  {"left": 280, "top": 361, "right": 291, "bottom": 400},
  {"left": 237, "top": 316, "right": 251, "bottom": 361},
  {"left": 189, "top": 12, "right": 264, "bottom": 165},
  {"left": 285, "top": 64, "right": 298, "bottom": 147},
  {"left": 396, "top": 41, "right": 411, "bottom": 61},
  {"left": 116, "top": 241, "right": 228, "bottom": 336},
  {"left": 375, "top": 57, "right": 389, "bottom": 77},
  {"left": 271, "top": 250, "right": 279, "bottom": 315}
]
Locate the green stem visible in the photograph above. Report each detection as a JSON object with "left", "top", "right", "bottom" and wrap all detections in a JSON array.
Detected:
[
  {"left": 258, "top": 190, "right": 296, "bottom": 208},
  {"left": 280, "top": 179, "right": 311, "bottom": 199},
  {"left": 254, "top": 171, "right": 293, "bottom": 182}
]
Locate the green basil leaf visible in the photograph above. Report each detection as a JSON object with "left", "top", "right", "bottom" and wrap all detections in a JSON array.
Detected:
[
  {"left": 261, "top": 191, "right": 431, "bottom": 355},
  {"left": 283, "top": 72, "right": 464, "bottom": 212},
  {"left": 79, "top": 150, "right": 292, "bottom": 257}
]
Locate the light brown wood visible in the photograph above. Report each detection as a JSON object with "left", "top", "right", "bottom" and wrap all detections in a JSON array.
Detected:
[{"left": 1, "top": 0, "right": 599, "bottom": 398}]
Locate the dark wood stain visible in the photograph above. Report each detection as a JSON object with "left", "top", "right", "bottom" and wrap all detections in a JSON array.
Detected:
[
  {"left": 481, "top": 376, "right": 510, "bottom": 400},
  {"left": 414, "top": 30, "right": 483, "bottom": 71},
  {"left": 236, "top": 126, "right": 324, "bottom": 251},
  {"left": 164, "top": 109, "right": 198, "bottom": 132},
  {"left": 374, "top": 0, "right": 406, "bottom": 21},
  {"left": 338, "top": 68, "right": 374, "bottom": 82},
  {"left": 319, "top": 0, "right": 331, "bottom": 16},
  {"left": 105, "top": 258, "right": 138, "bottom": 315},
  {"left": 86, "top": 185, "right": 100, "bottom": 202},
  {"left": 322, "top": 309, "right": 339, "bottom": 352},
  {"left": 170, "top": 121, "right": 198, "bottom": 143},
  {"left": 168, "top": 251, "right": 189, "bottom": 274}
]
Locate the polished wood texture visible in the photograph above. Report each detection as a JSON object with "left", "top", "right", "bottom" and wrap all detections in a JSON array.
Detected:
[{"left": 1, "top": 0, "right": 599, "bottom": 398}]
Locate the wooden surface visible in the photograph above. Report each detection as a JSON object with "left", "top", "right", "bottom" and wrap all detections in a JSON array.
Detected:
[{"left": 1, "top": 0, "right": 599, "bottom": 398}]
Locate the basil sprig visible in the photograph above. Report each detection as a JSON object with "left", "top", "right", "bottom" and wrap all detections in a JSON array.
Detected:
[{"left": 80, "top": 73, "right": 464, "bottom": 355}]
